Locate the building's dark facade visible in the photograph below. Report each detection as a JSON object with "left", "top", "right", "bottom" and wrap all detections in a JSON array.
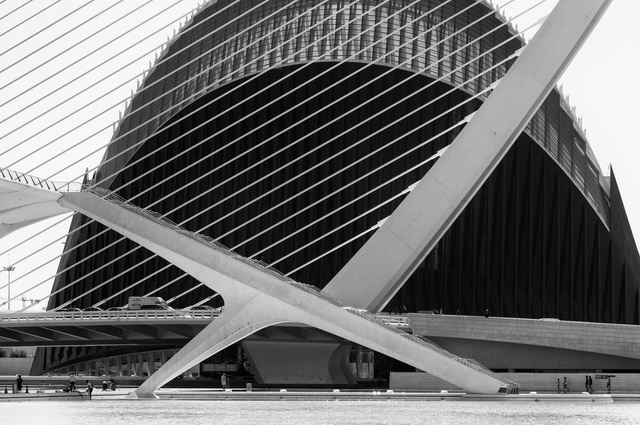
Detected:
[{"left": 33, "top": 0, "right": 640, "bottom": 377}]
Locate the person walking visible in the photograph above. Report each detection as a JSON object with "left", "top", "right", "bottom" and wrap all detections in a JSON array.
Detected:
[
  {"left": 69, "top": 374, "right": 76, "bottom": 391},
  {"left": 607, "top": 376, "right": 611, "bottom": 393},
  {"left": 563, "top": 377, "right": 569, "bottom": 393},
  {"left": 585, "top": 375, "right": 589, "bottom": 392},
  {"left": 588, "top": 375, "right": 593, "bottom": 393},
  {"left": 557, "top": 378, "right": 561, "bottom": 394},
  {"left": 221, "top": 373, "right": 227, "bottom": 390},
  {"left": 16, "top": 374, "right": 23, "bottom": 392},
  {"left": 85, "top": 380, "right": 93, "bottom": 400}
]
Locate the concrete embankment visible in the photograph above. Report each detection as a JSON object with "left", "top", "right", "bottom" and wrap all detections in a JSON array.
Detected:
[
  {"left": 0, "top": 386, "right": 636, "bottom": 403},
  {"left": 0, "top": 391, "right": 85, "bottom": 401},
  {"left": 153, "top": 389, "right": 619, "bottom": 403}
]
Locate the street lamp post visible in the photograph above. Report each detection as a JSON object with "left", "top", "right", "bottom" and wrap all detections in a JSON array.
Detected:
[{"left": 3, "top": 266, "right": 14, "bottom": 311}]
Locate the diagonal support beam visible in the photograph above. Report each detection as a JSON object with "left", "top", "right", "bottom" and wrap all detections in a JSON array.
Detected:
[
  {"left": 130, "top": 295, "right": 284, "bottom": 398},
  {"left": 58, "top": 190, "right": 511, "bottom": 395},
  {"left": 0, "top": 178, "right": 67, "bottom": 238},
  {"left": 322, "top": 0, "right": 612, "bottom": 311}
]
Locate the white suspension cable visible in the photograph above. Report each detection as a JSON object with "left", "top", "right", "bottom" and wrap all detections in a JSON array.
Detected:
[
  {"left": 0, "top": 0, "right": 253, "bottom": 161},
  {"left": 12, "top": 0, "right": 476, "bottom": 308},
  {"left": 182, "top": 294, "right": 221, "bottom": 309},
  {"left": 0, "top": 0, "right": 60, "bottom": 39},
  {"left": 4, "top": 0, "right": 352, "bottom": 268},
  {"left": 250, "top": 144, "right": 454, "bottom": 261},
  {"left": 166, "top": 283, "right": 205, "bottom": 305},
  {"left": 287, "top": 228, "right": 374, "bottom": 276},
  {"left": 8, "top": 0, "right": 524, "bottom": 308},
  {"left": 36, "top": 0, "right": 360, "bottom": 182},
  {"left": 7, "top": 0, "right": 544, "bottom": 312},
  {"left": 4, "top": 0, "right": 362, "bottom": 303},
  {"left": 204, "top": 3, "right": 526, "bottom": 241},
  {"left": 169, "top": 3, "right": 531, "bottom": 245},
  {"left": 0, "top": 0, "right": 163, "bottom": 110},
  {"left": 236, "top": 79, "right": 498, "bottom": 261},
  {"left": 4, "top": 0, "right": 323, "bottom": 179},
  {"left": 45, "top": 14, "right": 528, "bottom": 309},
  {"left": 16, "top": 0, "right": 430, "bottom": 310},
  {"left": 96, "top": 264, "right": 189, "bottom": 309},
  {"left": 0, "top": 0, "right": 34, "bottom": 23},
  {"left": 272, "top": 148, "right": 449, "bottom": 269},
  {"left": 0, "top": 0, "right": 131, "bottom": 94},
  {"left": 61, "top": 0, "right": 470, "bottom": 213},
  {"left": 2, "top": 0, "right": 496, "bottom": 272},
  {"left": 49, "top": 252, "right": 178, "bottom": 311},
  {"left": 0, "top": 1, "right": 94, "bottom": 70},
  {"left": 0, "top": 0, "right": 262, "bottom": 122}
]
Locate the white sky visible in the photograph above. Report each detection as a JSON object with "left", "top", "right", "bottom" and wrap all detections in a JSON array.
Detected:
[{"left": 0, "top": 0, "right": 638, "bottom": 310}]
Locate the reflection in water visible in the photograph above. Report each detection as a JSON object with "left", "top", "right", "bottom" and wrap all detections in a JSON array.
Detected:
[{"left": 3, "top": 400, "right": 640, "bottom": 424}]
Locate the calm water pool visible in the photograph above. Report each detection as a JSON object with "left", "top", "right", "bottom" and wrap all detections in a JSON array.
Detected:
[{"left": 2, "top": 399, "right": 640, "bottom": 424}]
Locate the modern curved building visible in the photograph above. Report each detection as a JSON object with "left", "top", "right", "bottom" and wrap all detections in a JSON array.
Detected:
[{"left": 33, "top": 0, "right": 640, "bottom": 384}]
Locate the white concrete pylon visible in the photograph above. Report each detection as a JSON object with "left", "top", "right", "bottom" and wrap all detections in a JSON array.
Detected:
[
  {"left": 130, "top": 294, "right": 285, "bottom": 398},
  {"left": 322, "top": 0, "right": 613, "bottom": 312}
]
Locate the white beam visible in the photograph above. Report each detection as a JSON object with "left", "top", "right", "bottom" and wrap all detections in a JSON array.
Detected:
[
  {"left": 131, "top": 296, "right": 284, "bottom": 398},
  {"left": 323, "top": 0, "right": 612, "bottom": 311},
  {"left": 0, "top": 178, "right": 68, "bottom": 238},
  {"left": 58, "top": 190, "right": 510, "bottom": 395}
]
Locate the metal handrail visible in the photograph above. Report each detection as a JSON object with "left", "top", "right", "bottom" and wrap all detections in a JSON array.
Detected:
[
  {"left": 0, "top": 166, "right": 84, "bottom": 192},
  {"left": 0, "top": 309, "right": 218, "bottom": 321}
]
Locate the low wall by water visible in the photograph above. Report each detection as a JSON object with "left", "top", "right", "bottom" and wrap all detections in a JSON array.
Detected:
[{"left": 390, "top": 372, "right": 638, "bottom": 394}]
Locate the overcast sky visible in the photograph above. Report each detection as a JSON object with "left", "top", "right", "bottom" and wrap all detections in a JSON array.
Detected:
[{"left": 0, "top": 0, "right": 638, "bottom": 310}]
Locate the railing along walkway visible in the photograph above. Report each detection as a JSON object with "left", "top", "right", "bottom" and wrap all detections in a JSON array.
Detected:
[
  {"left": 0, "top": 309, "right": 411, "bottom": 328},
  {"left": 0, "top": 310, "right": 218, "bottom": 322},
  {"left": 0, "top": 166, "right": 83, "bottom": 192}
]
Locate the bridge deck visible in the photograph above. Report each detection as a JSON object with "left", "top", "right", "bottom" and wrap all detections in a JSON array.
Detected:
[{"left": 0, "top": 311, "right": 409, "bottom": 347}]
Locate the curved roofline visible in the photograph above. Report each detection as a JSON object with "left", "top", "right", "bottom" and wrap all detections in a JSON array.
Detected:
[{"left": 99, "top": 0, "right": 609, "bottom": 226}]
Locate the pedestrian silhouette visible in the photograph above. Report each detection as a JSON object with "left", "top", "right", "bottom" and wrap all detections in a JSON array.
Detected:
[
  {"left": 85, "top": 380, "right": 93, "bottom": 400},
  {"left": 221, "top": 373, "right": 228, "bottom": 390}
]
